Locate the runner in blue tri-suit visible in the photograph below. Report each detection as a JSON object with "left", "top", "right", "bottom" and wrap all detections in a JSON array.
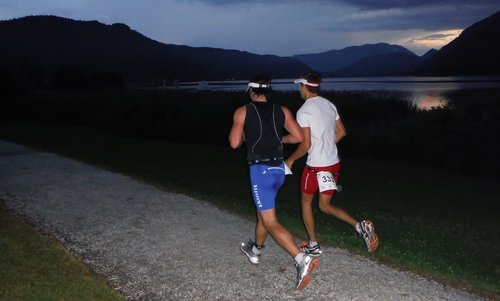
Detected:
[{"left": 228, "top": 73, "right": 318, "bottom": 290}]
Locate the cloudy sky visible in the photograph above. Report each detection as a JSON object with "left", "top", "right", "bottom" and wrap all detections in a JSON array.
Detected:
[{"left": 1, "top": 0, "right": 499, "bottom": 56}]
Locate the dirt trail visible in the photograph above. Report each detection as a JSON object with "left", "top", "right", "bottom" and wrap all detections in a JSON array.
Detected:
[{"left": 0, "top": 140, "right": 485, "bottom": 300}]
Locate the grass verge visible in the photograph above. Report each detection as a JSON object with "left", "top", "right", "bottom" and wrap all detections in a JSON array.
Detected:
[
  {"left": 0, "top": 122, "right": 499, "bottom": 299},
  {"left": 0, "top": 202, "right": 125, "bottom": 301}
]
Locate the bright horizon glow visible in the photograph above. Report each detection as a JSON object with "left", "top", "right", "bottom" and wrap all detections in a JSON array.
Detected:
[{"left": 405, "top": 29, "right": 463, "bottom": 54}]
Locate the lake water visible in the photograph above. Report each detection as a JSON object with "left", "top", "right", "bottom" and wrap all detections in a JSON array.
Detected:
[{"left": 176, "top": 76, "right": 500, "bottom": 110}]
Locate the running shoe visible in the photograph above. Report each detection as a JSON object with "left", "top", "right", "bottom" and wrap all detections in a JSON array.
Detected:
[
  {"left": 359, "top": 220, "right": 379, "bottom": 252},
  {"left": 299, "top": 241, "right": 322, "bottom": 257},
  {"left": 295, "top": 254, "right": 319, "bottom": 291},
  {"left": 240, "top": 240, "right": 261, "bottom": 265}
]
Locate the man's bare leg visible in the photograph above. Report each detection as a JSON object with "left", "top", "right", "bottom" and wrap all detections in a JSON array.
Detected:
[
  {"left": 257, "top": 208, "right": 319, "bottom": 290},
  {"left": 257, "top": 209, "right": 300, "bottom": 258},
  {"left": 301, "top": 192, "right": 317, "bottom": 242},
  {"left": 255, "top": 213, "right": 268, "bottom": 246},
  {"left": 318, "top": 193, "right": 357, "bottom": 227}
]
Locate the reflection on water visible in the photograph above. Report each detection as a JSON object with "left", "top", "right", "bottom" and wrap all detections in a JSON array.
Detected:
[
  {"left": 171, "top": 76, "right": 500, "bottom": 110},
  {"left": 319, "top": 76, "right": 500, "bottom": 92},
  {"left": 411, "top": 94, "right": 448, "bottom": 110}
]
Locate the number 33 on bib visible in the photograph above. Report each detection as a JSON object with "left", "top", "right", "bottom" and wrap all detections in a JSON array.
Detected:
[{"left": 316, "top": 171, "right": 340, "bottom": 192}]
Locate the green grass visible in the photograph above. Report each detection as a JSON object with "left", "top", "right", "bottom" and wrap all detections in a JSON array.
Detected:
[
  {"left": 0, "top": 122, "right": 499, "bottom": 299},
  {"left": 0, "top": 204, "right": 125, "bottom": 301}
]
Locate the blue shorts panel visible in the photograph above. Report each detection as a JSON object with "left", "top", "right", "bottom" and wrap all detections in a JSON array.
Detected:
[{"left": 249, "top": 163, "right": 285, "bottom": 211}]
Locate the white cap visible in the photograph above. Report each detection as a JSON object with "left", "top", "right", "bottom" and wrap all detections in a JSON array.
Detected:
[
  {"left": 247, "top": 82, "right": 271, "bottom": 92},
  {"left": 293, "top": 78, "right": 319, "bottom": 87}
]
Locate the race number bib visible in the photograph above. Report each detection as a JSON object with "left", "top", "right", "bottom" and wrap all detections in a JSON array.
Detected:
[{"left": 316, "top": 171, "right": 338, "bottom": 192}]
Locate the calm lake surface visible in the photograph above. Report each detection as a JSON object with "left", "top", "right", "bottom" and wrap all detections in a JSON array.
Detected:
[{"left": 178, "top": 76, "right": 500, "bottom": 110}]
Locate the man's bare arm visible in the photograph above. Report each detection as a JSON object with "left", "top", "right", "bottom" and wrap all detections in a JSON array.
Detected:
[
  {"left": 228, "top": 106, "right": 246, "bottom": 149},
  {"left": 281, "top": 106, "right": 303, "bottom": 144},
  {"left": 335, "top": 118, "right": 347, "bottom": 143},
  {"left": 285, "top": 127, "right": 311, "bottom": 169}
]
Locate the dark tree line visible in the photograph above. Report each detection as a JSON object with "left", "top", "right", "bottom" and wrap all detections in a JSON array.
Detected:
[{"left": 1, "top": 88, "right": 499, "bottom": 178}]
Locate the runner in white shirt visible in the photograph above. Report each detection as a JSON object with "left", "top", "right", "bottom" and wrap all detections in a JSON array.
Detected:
[
  {"left": 296, "top": 94, "right": 340, "bottom": 167},
  {"left": 284, "top": 71, "right": 379, "bottom": 256}
]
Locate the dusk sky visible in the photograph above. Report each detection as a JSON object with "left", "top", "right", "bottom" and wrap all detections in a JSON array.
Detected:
[{"left": 1, "top": 0, "right": 500, "bottom": 56}]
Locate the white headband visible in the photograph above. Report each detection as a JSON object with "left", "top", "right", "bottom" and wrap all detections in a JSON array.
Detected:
[
  {"left": 293, "top": 78, "right": 319, "bottom": 87},
  {"left": 248, "top": 82, "right": 271, "bottom": 89},
  {"left": 247, "top": 82, "right": 271, "bottom": 92}
]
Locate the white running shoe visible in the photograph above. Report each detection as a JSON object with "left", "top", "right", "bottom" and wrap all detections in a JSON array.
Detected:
[
  {"left": 240, "top": 240, "right": 261, "bottom": 265},
  {"left": 299, "top": 241, "right": 322, "bottom": 257},
  {"left": 295, "top": 254, "right": 319, "bottom": 291},
  {"left": 359, "top": 220, "right": 379, "bottom": 252}
]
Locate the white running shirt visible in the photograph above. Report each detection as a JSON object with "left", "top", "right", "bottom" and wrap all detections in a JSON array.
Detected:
[{"left": 296, "top": 96, "right": 340, "bottom": 167}]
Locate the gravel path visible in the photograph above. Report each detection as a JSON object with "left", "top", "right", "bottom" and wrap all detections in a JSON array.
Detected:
[{"left": 0, "top": 140, "right": 487, "bottom": 301}]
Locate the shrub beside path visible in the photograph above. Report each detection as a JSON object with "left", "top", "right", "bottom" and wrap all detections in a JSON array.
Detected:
[{"left": 0, "top": 140, "right": 485, "bottom": 300}]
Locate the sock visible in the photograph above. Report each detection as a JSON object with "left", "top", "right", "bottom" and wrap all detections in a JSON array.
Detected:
[
  {"left": 252, "top": 245, "right": 262, "bottom": 255},
  {"left": 309, "top": 241, "right": 318, "bottom": 247},
  {"left": 355, "top": 222, "right": 362, "bottom": 234},
  {"left": 295, "top": 252, "right": 304, "bottom": 264}
]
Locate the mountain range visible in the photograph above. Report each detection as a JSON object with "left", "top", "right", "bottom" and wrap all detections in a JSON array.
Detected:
[
  {"left": 0, "top": 11, "right": 499, "bottom": 86},
  {"left": 0, "top": 16, "right": 308, "bottom": 82},
  {"left": 293, "top": 43, "right": 419, "bottom": 75}
]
